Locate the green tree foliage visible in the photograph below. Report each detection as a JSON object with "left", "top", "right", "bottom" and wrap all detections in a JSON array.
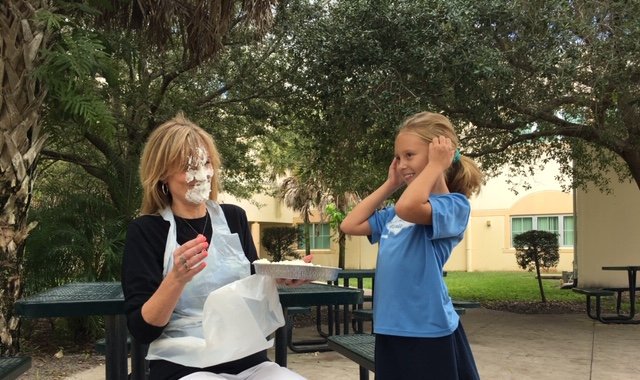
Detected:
[
  {"left": 5, "top": 0, "right": 280, "bottom": 352},
  {"left": 27, "top": 0, "right": 284, "bottom": 286},
  {"left": 23, "top": 161, "right": 125, "bottom": 342},
  {"left": 261, "top": 227, "right": 300, "bottom": 262},
  {"left": 513, "top": 230, "right": 560, "bottom": 302},
  {"left": 266, "top": 1, "right": 395, "bottom": 198},
  {"left": 33, "top": 7, "right": 117, "bottom": 130},
  {"left": 325, "top": 202, "right": 350, "bottom": 269},
  {"left": 37, "top": 2, "right": 280, "bottom": 221},
  {"left": 270, "top": 0, "right": 640, "bottom": 195},
  {"left": 25, "top": 162, "right": 125, "bottom": 293},
  {"left": 278, "top": 175, "right": 328, "bottom": 257},
  {"left": 325, "top": 203, "right": 345, "bottom": 233}
]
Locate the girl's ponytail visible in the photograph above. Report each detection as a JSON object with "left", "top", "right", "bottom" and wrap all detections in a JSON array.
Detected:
[{"left": 446, "top": 155, "right": 483, "bottom": 198}]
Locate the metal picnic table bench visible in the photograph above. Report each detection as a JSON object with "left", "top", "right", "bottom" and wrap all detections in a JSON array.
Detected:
[
  {"left": 572, "top": 287, "right": 616, "bottom": 322},
  {"left": 327, "top": 334, "right": 374, "bottom": 380},
  {"left": 0, "top": 356, "right": 31, "bottom": 380},
  {"left": 573, "top": 266, "right": 640, "bottom": 324}
]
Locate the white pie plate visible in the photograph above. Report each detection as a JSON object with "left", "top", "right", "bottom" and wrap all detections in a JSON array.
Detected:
[{"left": 253, "top": 262, "right": 341, "bottom": 281}]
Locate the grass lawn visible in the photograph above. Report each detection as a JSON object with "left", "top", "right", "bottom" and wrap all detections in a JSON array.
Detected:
[
  {"left": 443, "top": 271, "right": 582, "bottom": 303},
  {"left": 349, "top": 271, "right": 582, "bottom": 303}
]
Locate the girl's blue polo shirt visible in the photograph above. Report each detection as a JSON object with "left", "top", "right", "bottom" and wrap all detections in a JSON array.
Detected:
[{"left": 368, "top": 193, "right": 470, "bottom": 338}]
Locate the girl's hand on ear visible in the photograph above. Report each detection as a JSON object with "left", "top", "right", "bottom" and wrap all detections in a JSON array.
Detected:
[
  {"left": 429, "top": 136, "right": 454, "bottom": 172},
  {"left": 386, "top": 158, "right": 404, "bottom": 190}
]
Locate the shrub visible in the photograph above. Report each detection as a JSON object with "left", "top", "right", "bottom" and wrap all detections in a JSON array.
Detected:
[
  {"left": 261, "top": 227, "right": 300, "bottom": 262},
  {"left": 513, "top": 230, "right": 559, "bottom": 302}
]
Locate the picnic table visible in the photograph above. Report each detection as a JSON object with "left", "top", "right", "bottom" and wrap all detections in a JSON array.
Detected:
[
  {"left": 601, "top": 265, "right": 640, "bottom": 323},
  {"left": 14, "top": 280, "right": 363, "bottom": 378},
  {"left": 332, "top": 269, "right": 375, "bottom": 290},
  {"left": 331, "top": 269, "right": 375, "bottom": 334},
  {"left": 13, "top": 282, "right": 146, "bottom": 380},
  {"left": 572, "top": 265, "right": 640, "bottom": 324},
  {"left": 285, "top": 270, "right": 375, "bottom": 352},
  {"left": 276, "top": 283, "right": 364, "bottom": 366}
]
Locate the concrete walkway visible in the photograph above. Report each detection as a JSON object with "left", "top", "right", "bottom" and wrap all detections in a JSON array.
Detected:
[{"left": 66, "top": 308, "right": 640, "bottom": 379}]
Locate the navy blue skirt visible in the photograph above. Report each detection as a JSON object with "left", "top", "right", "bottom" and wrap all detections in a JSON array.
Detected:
[{"left": 374, "top": 322, "right": 480, "bottom": 380}]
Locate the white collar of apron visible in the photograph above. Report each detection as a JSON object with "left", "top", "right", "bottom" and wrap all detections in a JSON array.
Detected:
[{"left": 159, "top": 200, "right": 222, "bottom": 222}]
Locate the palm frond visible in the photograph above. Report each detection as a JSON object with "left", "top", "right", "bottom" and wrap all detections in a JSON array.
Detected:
[{"left": 95, "top": 0, "right": 276, "bottom": 64}]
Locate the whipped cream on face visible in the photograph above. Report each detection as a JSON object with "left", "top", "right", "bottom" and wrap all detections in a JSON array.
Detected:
[{"left": 185, "top": 146, "right": 214, "bottom": 204}]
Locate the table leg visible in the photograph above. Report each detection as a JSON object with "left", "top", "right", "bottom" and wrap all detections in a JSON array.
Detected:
[
  {"left": 600, "top": 269, "right": 640, "bottom": 324},
  {"left": 275, "top": 308, "right": 288, "bottom": 367},
  {"left": 628, "top": 269, "right": 637, "bottom": 317},
  {"left": 343, "top": 304, "right": 350, "bottom": 334},
  {"left": 328, "top": 305, "right": 335, "bottom": 335},
  {"left": 316, "top": 307, "right": 327, "bottom": 337},
  {"left": 105, "top": 314, "right": 128, "bottom": 380}
]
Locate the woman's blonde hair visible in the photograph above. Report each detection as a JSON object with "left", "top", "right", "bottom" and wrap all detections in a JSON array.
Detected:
[
  {"left": 139, "top": 113, "right": 222, "bottom": 215},
  {"left": 399, "top": 112, "right": 483, "bottom": 198}
]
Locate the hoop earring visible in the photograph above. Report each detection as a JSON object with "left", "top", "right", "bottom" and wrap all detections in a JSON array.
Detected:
[{"left": 161, "top": 183, "right": 169, "bottom": 195}]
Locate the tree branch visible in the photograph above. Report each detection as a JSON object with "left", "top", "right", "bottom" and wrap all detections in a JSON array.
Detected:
[
  {"left": 40, "top": 150, "right": 109, "bottom": 182},
  {"left": 195, "top": 37, "right": 283, "bottom": 108}
]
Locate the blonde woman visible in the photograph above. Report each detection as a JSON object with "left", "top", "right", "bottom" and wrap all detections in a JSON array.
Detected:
[{"left": 122, "top": 113, "right": 306, "bottom": 380}]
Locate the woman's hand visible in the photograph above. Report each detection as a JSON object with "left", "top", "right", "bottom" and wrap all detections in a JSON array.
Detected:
[
  {"left": 172, "top": 234, "right": 209, "bottom": 283},
  {"left": 276, "top": 254, "right": 314, "bottom": 287},
  {"left": 141, "top": 234, "right": 209, "bottom": 327}
]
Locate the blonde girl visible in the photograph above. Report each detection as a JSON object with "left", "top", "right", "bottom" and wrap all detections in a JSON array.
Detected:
[{"left": 341, "top": 112, "right": 483, "bottom": 380}]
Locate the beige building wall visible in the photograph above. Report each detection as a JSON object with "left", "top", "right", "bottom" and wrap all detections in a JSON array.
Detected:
[
  {"left": 220, "top": 162, "right": 575, "bottom": 272},
  {"left": 446, "top": 163, "right": 575, "bottom": 272},
  {"left": 218, "top": 192, "right": 296, "bottom": 258},
  {"left": 218, "top": 192, "right": 378, "bottom": 268},
  {"left": 448, "top": 190, "right": 574, "bottom": 272},
  {"left": 575, "top": 174, "right": 640, "bottom": 288}
]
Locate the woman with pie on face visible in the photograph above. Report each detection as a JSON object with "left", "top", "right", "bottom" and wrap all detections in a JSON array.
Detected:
[{"left": 122, "top": 113, "right": 306, "bottom": 380}]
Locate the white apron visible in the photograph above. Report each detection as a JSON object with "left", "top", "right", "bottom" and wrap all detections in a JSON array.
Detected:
[{"left": 146, "top": 201, "right": 285, "bottom": 368}]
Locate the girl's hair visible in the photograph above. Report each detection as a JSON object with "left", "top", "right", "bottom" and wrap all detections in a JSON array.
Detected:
[
  {"left": 139, "top": 113, "right": 222, "bottom": 215},
  {"left": 399, "top": 112, "right": 483, "bottom": 198}
]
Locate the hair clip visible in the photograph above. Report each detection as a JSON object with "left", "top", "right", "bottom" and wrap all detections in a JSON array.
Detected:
[{"left": 453, "top": 149, "right": 461, "bottom": 163}]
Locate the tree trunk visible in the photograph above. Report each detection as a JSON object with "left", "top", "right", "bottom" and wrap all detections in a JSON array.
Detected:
[
  {"left": 622, "top": 149, "right": 640, "bottom": 191},
  {"left": 0, "top": 0, "right": 49, "bottom": 355},
  {"left": 336, "top": 197, "right": 348, "bottom": 269},
  {"left": 534, "top": 255, "right": 547, "bottom": 303},
  {"left": 338, "top": 231, "right": 346, "bottom": 269},
  {"left": 303, "top": 214, "right": 311, "bottom": 257}
]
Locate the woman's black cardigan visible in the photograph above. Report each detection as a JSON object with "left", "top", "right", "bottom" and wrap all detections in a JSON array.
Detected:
[{"left": 121, "top": 204, "right": 268, "bottom": 380}]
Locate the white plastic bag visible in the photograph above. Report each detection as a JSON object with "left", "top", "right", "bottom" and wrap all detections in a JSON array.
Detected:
[{"left": 146, "top": 274, "right": 285, "bottom": 368}]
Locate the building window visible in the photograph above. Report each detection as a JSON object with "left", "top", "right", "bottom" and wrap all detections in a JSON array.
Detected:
[
  {"left": 511, "top": 217, "right": 533, "bottom": 241},
  {"left": 297, "top": 223, "right": 330, "bottom": 250},
  {"left": 511, "top": 215, "right": 574, "bottom": 247},
  {"left": 562, "top": 216, "right": 574, "bottom": 246}
]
